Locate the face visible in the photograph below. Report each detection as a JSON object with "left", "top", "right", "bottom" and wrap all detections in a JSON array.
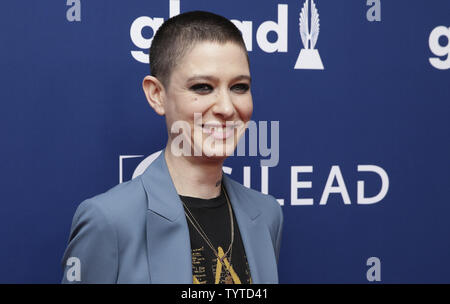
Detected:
[{"left": 161, "top": 41, "right": 253, "bottom": 162}]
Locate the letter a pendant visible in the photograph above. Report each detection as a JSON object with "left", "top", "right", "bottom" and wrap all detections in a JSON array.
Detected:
[{"left": 225, "top": 274, "right": 233, "bottom": 284}]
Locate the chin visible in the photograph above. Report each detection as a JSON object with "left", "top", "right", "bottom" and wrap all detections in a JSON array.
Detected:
[{"left": 198, "top": 142, "right": 237, "bottom": 160}]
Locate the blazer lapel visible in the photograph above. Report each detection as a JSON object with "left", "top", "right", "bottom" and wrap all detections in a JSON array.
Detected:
[
  {"left": 223, "top": 174, "right": 279, "bottom": 284},
  {"left": 140, "top": 149, "right": 192, "bottom": 283}
]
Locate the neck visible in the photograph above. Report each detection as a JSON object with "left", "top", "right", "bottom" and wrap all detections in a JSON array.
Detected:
[{"left": 164, "top": 146, "right": 224, "bottom": 199}]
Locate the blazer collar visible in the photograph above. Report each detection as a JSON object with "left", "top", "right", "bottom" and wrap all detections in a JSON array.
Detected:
[{"left": 140, "top": 149, "right": 183, "bottom": 222}]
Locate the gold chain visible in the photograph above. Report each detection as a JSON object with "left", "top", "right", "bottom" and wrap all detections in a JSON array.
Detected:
[{"left": 181, "top": 183, "right": 235, "bottom": 266}]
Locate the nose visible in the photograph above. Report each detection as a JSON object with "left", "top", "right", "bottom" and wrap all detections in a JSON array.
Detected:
[{"left": 212, "top": 88, "right": 235, "bottom": 120}]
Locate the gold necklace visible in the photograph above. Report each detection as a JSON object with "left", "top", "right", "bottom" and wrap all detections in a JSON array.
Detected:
[
  {"left": 181, "top": 184, "right": 235, "bottom": 280},
  {"left": 182, "top": 184, "right": 234, "bottom": 261}
]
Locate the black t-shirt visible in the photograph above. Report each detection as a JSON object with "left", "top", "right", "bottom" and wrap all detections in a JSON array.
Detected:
[{"left": 179, "top": 184, "right": 252, "bottom": 284}]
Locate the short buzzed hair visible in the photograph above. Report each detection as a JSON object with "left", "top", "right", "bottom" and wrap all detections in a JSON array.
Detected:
[{"left": 149, "top": 11, "right": 249, "bottom": 89}]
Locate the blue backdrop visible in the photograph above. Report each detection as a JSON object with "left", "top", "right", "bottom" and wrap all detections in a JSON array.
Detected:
[{"left": 1, "top": 0, "right": 449, "bottom": 283}]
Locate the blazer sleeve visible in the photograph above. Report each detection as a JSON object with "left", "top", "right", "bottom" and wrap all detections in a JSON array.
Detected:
[{"left": 61, "top": 200, "right": 118, "bottom": 283}]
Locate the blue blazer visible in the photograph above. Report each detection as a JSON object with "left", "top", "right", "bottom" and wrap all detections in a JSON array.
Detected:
[{"left": 61, "top": 149, "right": 283, "bottom": 283}]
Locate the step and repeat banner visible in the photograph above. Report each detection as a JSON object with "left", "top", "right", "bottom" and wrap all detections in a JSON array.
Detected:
[{"left": 1, "top": 0, "right": 449, "bottom": 283}]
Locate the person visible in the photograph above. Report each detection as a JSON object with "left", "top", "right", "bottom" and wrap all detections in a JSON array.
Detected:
[{"left": 61, "top": 10, "right": 283, "bottom": 284}]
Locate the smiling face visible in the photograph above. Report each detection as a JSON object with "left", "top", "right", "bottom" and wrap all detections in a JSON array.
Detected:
[{"left": 160, "top": 41, "right": 253, "bottom": 162}]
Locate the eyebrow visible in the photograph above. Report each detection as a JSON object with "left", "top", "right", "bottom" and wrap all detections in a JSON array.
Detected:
[{"left": 186, "top": 74, "right": 252, "bottom": 83}]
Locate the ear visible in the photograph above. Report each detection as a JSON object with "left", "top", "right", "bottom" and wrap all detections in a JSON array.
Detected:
[{"left": 142, "top": 75, "right": 166, "bottom": 116}]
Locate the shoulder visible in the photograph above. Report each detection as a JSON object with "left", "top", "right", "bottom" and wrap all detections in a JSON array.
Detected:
[
  {"left": 63, "top": 178, "right": 148, "bottom": 283},
  {"left": 74, "top": 176, "right": 147, "bottom": 232}
]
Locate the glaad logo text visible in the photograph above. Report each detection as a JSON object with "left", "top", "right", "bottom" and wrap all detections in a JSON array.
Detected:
[
  {"left": 130, "top": 0, "right": 297, "bottom": 64},
  {"left": 429, "top": 26, "right": 450, "bottom": 70}
]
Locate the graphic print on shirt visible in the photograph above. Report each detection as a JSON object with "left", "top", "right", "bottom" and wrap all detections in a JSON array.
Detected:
[{"left": 192, "top": 246, "right": 252, "bottom": 284}]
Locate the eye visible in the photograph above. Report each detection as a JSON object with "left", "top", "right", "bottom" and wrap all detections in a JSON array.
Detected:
[
  {"left": 189, "top": 83, "right": 213, "bottom": 94},
  {"left": 231, "top": 83, "right": 250, "bottom": 93}
]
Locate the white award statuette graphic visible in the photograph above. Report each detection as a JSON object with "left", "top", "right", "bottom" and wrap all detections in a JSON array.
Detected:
[{"left": 294, "top": 0, "right": 324, "bottom": 70}]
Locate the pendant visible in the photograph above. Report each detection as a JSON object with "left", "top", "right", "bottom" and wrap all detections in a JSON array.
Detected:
[{"left": 225, "top": 274, "right": 233, "bottom": 284}]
